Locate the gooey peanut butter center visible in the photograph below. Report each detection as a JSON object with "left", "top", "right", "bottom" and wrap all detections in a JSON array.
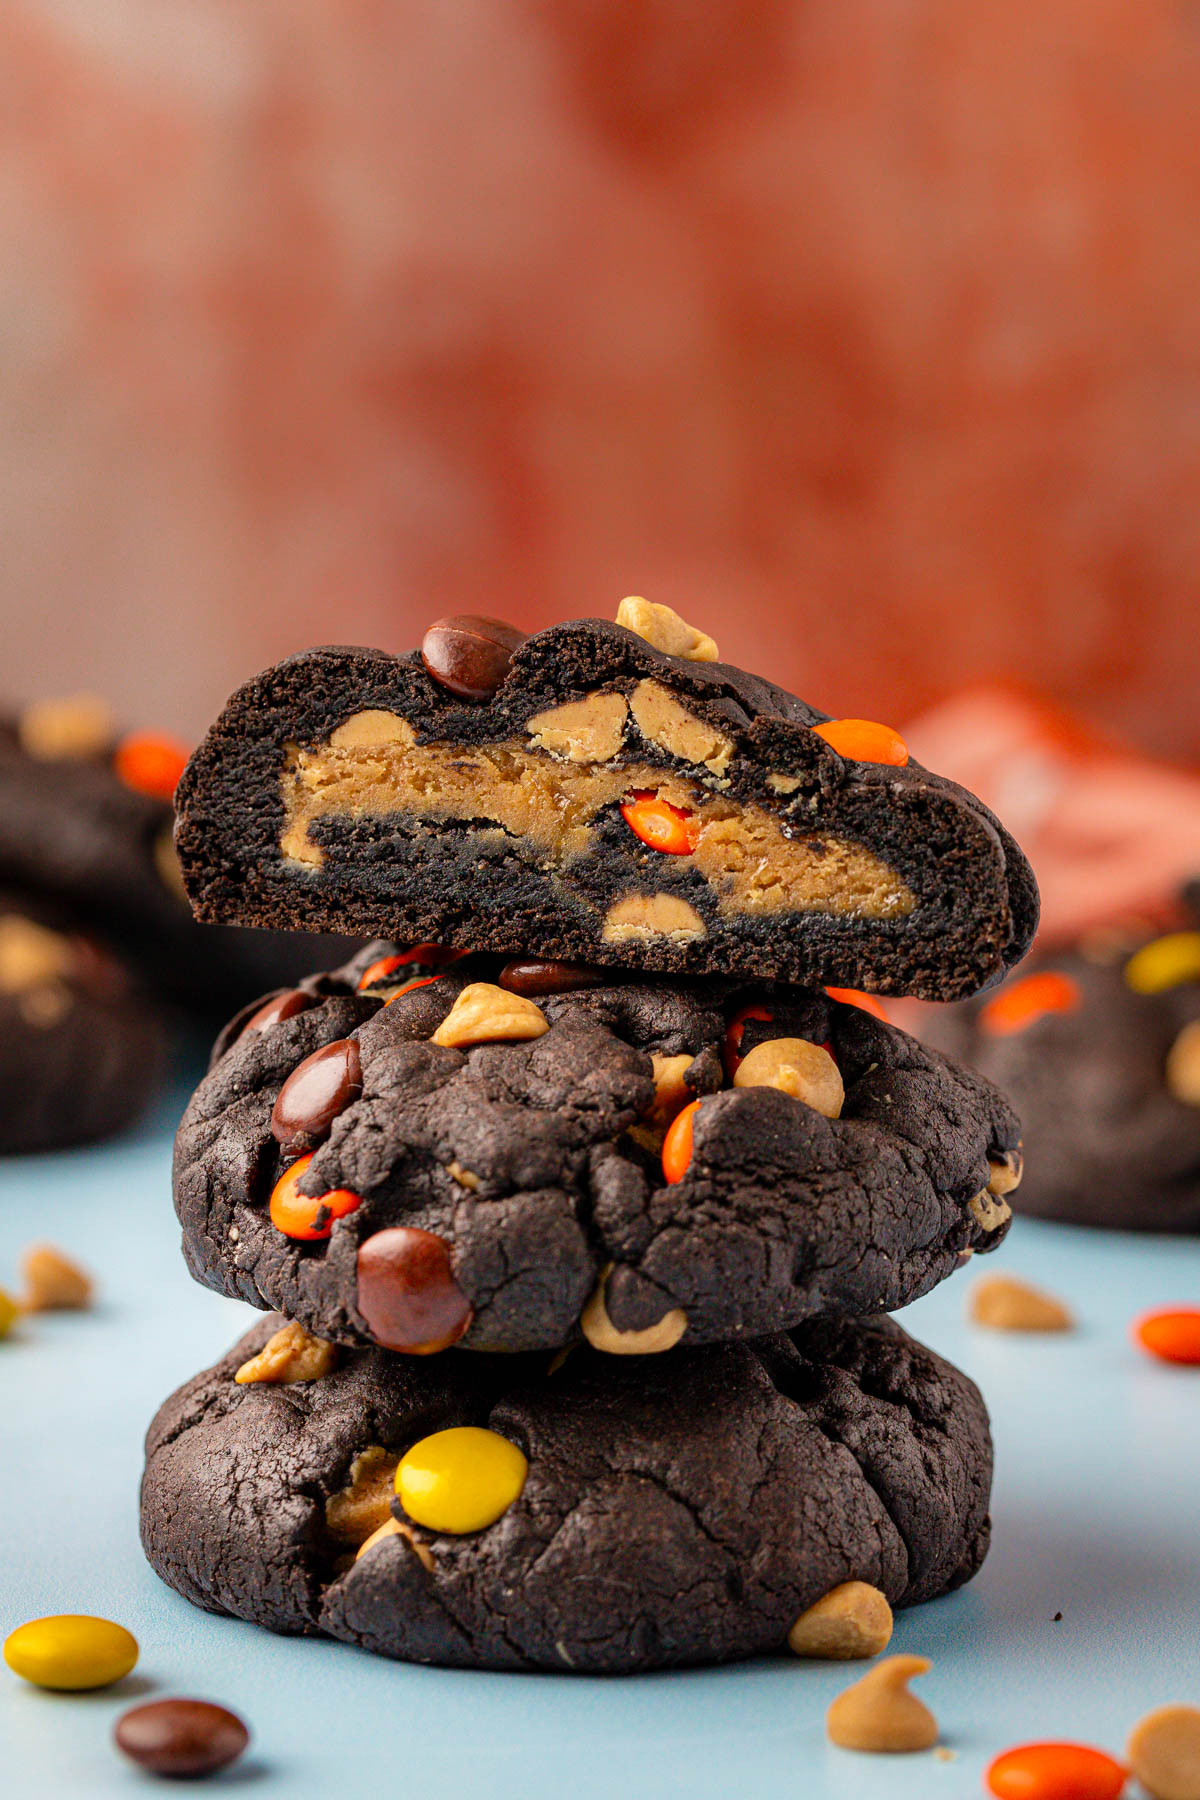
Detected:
[{"left": 278, "top": 691, "right": 915, "bottom": 926}]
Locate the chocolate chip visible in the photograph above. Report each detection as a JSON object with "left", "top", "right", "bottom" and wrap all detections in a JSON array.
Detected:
[
  {"left": 114, "top": 1698, "right": 249, "bottom": 1778},
  {"left": 242, "top": 988, "right": 317, "bottom": 1036},
  {"left": 271, "top": 1037, "right": 363, "bottom": 1154},
  {"left": 497, "top": 959, "right": 607, "bottom": 997},
  {"left": 356, "top": 1226, "right": 474, "bottom": 1353},
  {"left": 420, "top": 615, "right": 526, "bottom": 701}
]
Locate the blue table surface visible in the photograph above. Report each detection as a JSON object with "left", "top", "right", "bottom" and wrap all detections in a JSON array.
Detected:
[{"left": 2, "top": 1068, "right": 1198, "bottom": 1799}]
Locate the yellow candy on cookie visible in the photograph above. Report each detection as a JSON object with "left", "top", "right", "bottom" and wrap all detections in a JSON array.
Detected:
[
  {"left": 4, "top": 1615, "right": 138, "bottom": 1690},
  {"left": 394, "top": 1427, "right": 528, "bottom": 1534}
]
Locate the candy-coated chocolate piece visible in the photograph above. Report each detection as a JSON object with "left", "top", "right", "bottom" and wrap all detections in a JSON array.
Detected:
[
  {"left": 497, "top": 958, "right": 606, "bottom": 997},
  {"left": 0, "top": 1286, "right": 18, "bottom": 1338},
  {"left": 358, "top": 945, "right": 466, "bottom": 990},
  {"left": 3, "top": 1615, "right": 138, "bottom": 1690},
  {"left": 1133, "top": 1307, "right": 1200, "bottom": 1366},
  {"left": 814, "top": 718, "right": 909, "bottom": 767},
  {"left": 113, "top": 731, "right": 190, "bottom": 800},
  {"left": 269, "top": 1154, "right": 363, "bottom": 1241},
  {"left": 395, "top": 1425, "right": 528, "bottom": 1533},
  {"left": 620, "top": 791, "right": 700, "bottom": 856},
  {"left": 420, "top": 615, "right": 527, "bottom": 701},
  {"left": 271, "top": 1037, "right": 363, "bottom": 1154},
  {"left": 722, "top": 1002, "right": 773, "bottom": 1078},
  {"left": 383, "top": 976, "right": 443, "bottom": 1006},
  {"left": 825, "top": 986, "right": 889, "bottom": 1020},
  {"left": 986, "top": 1742, "right": 1128, "bottom": 1800},
  {"left": 356, "top": 1227, "right": 473, "bottom": 1353},
  {"left": 979, "top": 971, "right": 1081, "bottom": 1036},
  {"left": 1124, "top": 931, "right": 1200, "bottom": 995},
  {"left": 242, "top": 988, "right": 317, "bottom": 1036},
  {"left": 114, "top": 1699, "right": 249, "bottom": 1778},
  {"left": 661, "top": 1098, "right": 700, "bottom": 1183}
]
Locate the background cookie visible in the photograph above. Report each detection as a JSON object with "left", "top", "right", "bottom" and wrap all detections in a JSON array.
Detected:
[
  {"left": 174, "top": 943, "right": 1021, "bottom": 1353},
  {"left": 921, "top": 926, "right": 1200, "bottom": 1232},
  {"left": 175, "top": 613, "right": 1038, "bottom": 1001},
  {"left": 141, "top": 1311, "right": 993, "bottom": 1673}
]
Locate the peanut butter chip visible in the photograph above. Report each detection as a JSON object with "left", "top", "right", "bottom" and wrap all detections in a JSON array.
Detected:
[
  {"left": 733, "top": 1038, "right": 844, "bottom": 1118},
  {"left": 1166, "top": 1022, "right": 1200, "bottom": 1107},
  {"left": 1128, "top": 1704, "right": 1200, "bottom": 1800},
  {"left": 21, "top": 1244, "right": 93, "bottom": 1312},
  {"left": 326, "top": 1447, "right": 400, "bottom": 1545},
  {"left": 0, "top": 918, "right": 74, "bottom": 993},
  {"left": 788, "top": 1583, "right": 893, "bottom": 1660},
  {"left": 234, "top": 1321, "right": 337, "bottom": 1384},
  {"left": 968, "top": 1273, "right": 1074, "bottom": 1333},
  {"left": 526, "top": 693, "right": 629, "bottom": 763},
  {"left": 601, "top": 893, "right": 707, "bottom": 945},
  {"left": 987, "top": 1149, "right": 1024, "bottom": 1196},
  {"left": 968, "top": 1189, "right": 1012, "bottom": 1233},
  {"left": 615, "top": 596, "right": 719, "bottom": 662},
  {"left": 580, "top": 1265, "right": 688, "bottom": 1356},
  {"left": 18, "top": 693, "right": 114, "bottom": 761},
  {"left": 826, "top": 1655, "right": 939, "bottom": 1754},
  {"left": 431, "top": 983, "right": 549, "bottom": 1048},
  {"left": 645, "top": 1053, "right": 695, "bottom": 1132}
]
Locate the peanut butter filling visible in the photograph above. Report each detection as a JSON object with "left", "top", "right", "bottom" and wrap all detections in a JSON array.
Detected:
[{"left": 279, "top": 703, "right": 915, "bottom": 923}]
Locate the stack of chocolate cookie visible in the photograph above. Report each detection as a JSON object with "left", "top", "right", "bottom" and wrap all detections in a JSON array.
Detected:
[{"left": 142, "top": 602, "right": 1037, "bottom": 1673}]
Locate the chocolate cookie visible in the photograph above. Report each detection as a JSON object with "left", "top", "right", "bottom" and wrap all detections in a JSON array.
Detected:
[
  {"left": 0, "top": 700, "right": 354, "bottom": 1015},
  {"left": 174, "top": 943, "right": 1020, "bottom": 1354},
  {"left": 0, "top": 895, "right": 163, "bottom": 1152},
  {"left": 922, "top": 925, "right": 1200, "bottom": 1232},
  {"left": 140, "top": 1311, "right": 993, "bottom": 1673},
  {"left": 175, "top": 607, "right": 1037, "bottom": 1000}
]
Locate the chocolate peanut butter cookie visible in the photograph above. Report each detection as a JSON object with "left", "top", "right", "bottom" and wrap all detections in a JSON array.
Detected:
[
  {"left": 923, "top": 922, "right": 1200, "bottom": 1232},
  {"left": 174, "top": 943, "right": 1020, "bottom": 1354},
  {"left": 175, "top": 604, "right": 1037, "bottom": 1001},
  {"left": 140, "top": 1311, "right": 993, "bottom": 1673},
  {"left": 0, "top": 895, "right": 163, "bottom": 1152},
  {"left": 0, "top": 697, "right": 353, "bottom": 1016}
]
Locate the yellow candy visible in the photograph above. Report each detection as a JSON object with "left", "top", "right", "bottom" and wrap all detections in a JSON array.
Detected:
[
  {"left": 3, "top": 1615, "right": 138, "bottom": 1690},
  {"left": 0, "top": 1287, "right": 18, "bottom": 1339},
  {"left": 395, "top": 1427, "right": 528, "bottom": 1535},
  {"left": 1124, "top": 931, "right": 1200, "bottom": 994}
]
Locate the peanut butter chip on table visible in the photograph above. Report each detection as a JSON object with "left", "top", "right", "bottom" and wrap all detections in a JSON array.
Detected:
[
  {"left": 1128, "top": 1704, "right": 1200, "bottom": 1800},
  {"left": 788, "top": 1582, "right": 893, "bottom": 1660},
  {"left": 826, "top": 1654, "right": 939, "bottom": 1753},
  {"left": 615, "top": 596, "right": 719, "bottom": 662},
  {"left": 431, "top": 983, "right": 548, "bottom": 1049},
  {"left": 234, "top": 1321, "right": 337, "bottom": 1384},
  {"left": 969, "top": 1273, "right": 1074, "bottom": 1333},
  {"left": 21, "top": 1244, "right": 93, "bottom": 1312}
]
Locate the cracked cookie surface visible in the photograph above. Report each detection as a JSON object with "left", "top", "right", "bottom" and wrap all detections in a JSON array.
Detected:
[
  {"left": 174, "top": 618, "right": 1037, "bottom": 1000},
  {"left": 140, "top": 1311, "right": 993, "bottom": 1673},
  {"left": 174, "top": 942, "right": 1020, "bottom": 1353}
]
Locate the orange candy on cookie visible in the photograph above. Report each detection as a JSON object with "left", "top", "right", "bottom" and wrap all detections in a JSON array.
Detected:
[
  {"left": 357, "top": 946, "right": 465, "bottom": 991},
  {"left": 620, "top": 792, "right": 700, "bottom": 856},
  {"left": 114, "top": 732, "right": 190, "bottom": 801},
  {"left": 269, "top": 1153, "right": 363, "bottom": 1241},
  {"left": 814, "top": 719, "right": 909, "bottom": 767},
  {"left": 825, "top": 987, "right": 889, "bottom": 1021},
  {"left": 1133, "top": 1306, "right": 1200, "bottom": 1366},
  {"left": 722, "top": 1004, "right": 773, "bottom": 1078},
  {"left": 986, "top": 1742, "right": 1128, "bottom": 1800},
  {"left": 661, "top": 1099, "right": 701, "bottom": 1183},
  {"left": 979, "top": 972, "right": 1082, "bottom": 1037}
]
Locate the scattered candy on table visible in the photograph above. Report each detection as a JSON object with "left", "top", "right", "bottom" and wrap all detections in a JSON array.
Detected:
[
  {"left": 114, "top": 1698, "right": 250, "bottom": 1779},
  {"left": 825, "top": 1654, "right": 938, "bottom": 1753},
  {"left": 1133, "top": 1308, "right": 1200, "bottom": 1366},
  {"left": 985, "top": 1741, "right": 1129, "bottom": 1800},
  {"left": 3, "top": 1615, "right": 138, "bottom": 1690}
]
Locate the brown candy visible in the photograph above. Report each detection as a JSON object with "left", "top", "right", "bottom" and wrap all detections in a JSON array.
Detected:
[
  {"left": 242, "top": 987, "right": 317, "bottom": 1036},
  {"left": 497, "top": 958, "right": 607, "bottom": 998},
  {"left": 114, "top": 1698, "right": 249, "bottom": 1778},
  {"left": 271, "top": 1037, "right": 363, "bottom": 1154},
  {"left": 420, "top": 614, "right": 526, "bottom": 701},
  {"left": 356, "top": 1226, "right": 473, "bottom": 1353}
]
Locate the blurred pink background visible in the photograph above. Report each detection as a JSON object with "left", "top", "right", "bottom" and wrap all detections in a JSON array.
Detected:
[{"left": 1, "top": 0, "right": 1198, "bottom": 759}]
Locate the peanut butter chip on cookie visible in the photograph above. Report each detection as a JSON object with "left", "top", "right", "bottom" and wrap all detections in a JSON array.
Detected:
[
  {"left": 615, "top": 597, "right": 719, "bottom": 662},
  {"left": 826, "top": 1655, "right": 939, "bottom": 1754},
  {"left": 788, "top": 1583, "right": 893, "bottom": 1660},
  {"left": 431, "top": 983, "right": 548, "bottom": 1049},
  {"left": 21, "top": 1244, "right": 93, "bottom": 1312},
  {"left": 1128, "top": 1704, "right": 1200, "bottom": 1800},
  {"left": 234, "top": 1321, "right": 337, "bottom": 1384},
  {"left": 580, "top": 1265, "right": 688, "bottom": 1356},
  {"left": 968, "top": 1274, "right": 1074, "bottom": 1333}
]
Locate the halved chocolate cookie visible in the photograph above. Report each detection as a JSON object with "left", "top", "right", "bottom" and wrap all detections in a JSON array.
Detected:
[
  {"left": 174, "top": 608, "right": 1037, "bottom": 1000},
  {"left": 140, "top": 1311, "right": 993, "bottom": 1673},
  {"left": 174, "top": 943, "right": 1020, "bottom": 1354}
]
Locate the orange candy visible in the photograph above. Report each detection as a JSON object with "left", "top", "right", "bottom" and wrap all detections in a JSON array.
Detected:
[
  {"left": 357, "top": 946, "right": 465, "bottom": 990},
  {"left": 661, "top": 1100, "right": 701, "bottom": 1183},
  {"left": 814, "top": 719, "right": 909, "bottom": 767},
  {"left": 113, "top": 732, "right": 190, "bottom": 801},
  {"left": 723, "top": 1004, "right": 773, "bottom": 1078},
  {"left": 825, "top": 987, "right": 889, "bottom": 1021},
  {"left": 384, "top": 976, "right": 443, "bottom": 1007},
  {"left": 269, "top": 1153, "right": 363, "bottom": 1241},
  {"left": 986, "top": 1742, "right": 1128, "bottom": 1800},
  {"left": 620, "top": 791, "right": 700, "bottom": 856},
  {"left": 979, "top": 972, "right": 1081, "bottom": 1037},
  {"left": 1133, "top": 1306, "right": 1200, "bottom": 1365}
]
